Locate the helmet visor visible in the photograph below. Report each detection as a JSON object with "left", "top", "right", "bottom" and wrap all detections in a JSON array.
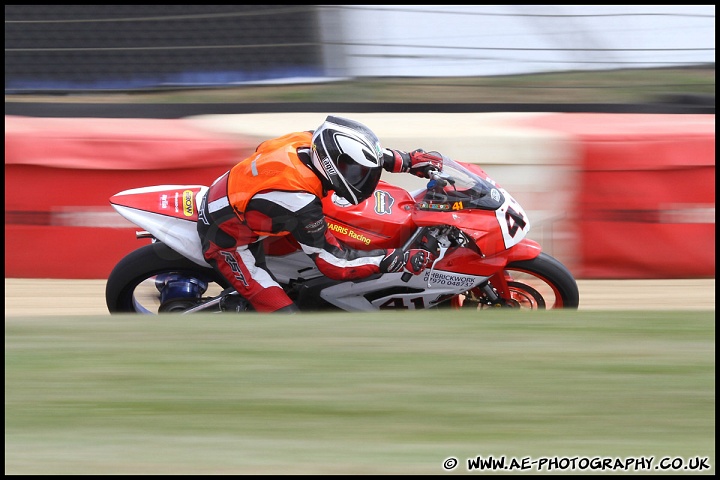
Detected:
[{"left": 337, "top": 153, "right": 382, "bottom": 201}]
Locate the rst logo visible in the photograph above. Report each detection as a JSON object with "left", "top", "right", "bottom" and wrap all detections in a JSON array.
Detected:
[{"left": 183, "top": 190, "right": 194, "bottom": 216}]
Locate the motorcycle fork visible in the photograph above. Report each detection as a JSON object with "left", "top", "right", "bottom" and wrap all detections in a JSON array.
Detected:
[
  {"left": 453, "top": 271, "right": 512, "bottom": 309},
  {"left": 483, "top": 271, "right": 513, "bottom": 306}
]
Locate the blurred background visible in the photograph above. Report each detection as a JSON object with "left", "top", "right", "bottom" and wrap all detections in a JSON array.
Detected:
[
  {"left": 4, "top": 5, "right": 715, "bottom": 106},
  {"left": 4, "top": 5, "right": 716, "bottom": 280}
]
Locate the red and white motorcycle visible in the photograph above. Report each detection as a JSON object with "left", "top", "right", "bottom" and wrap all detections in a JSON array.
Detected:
[{"left": 106, "top": 154, "right": 579, "bottom": 314}]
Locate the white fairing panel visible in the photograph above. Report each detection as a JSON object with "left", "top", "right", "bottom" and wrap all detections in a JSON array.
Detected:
[
  {"left": 495, "top": 187, "right": 531, "bottom": 249},
  {"left": 266, "top": 251, "right": 321, "bottom": 283},
  {"left": 112, "top": 204, "right": 209, "bottom": 266},
  {"left": 320, "top": 269, "right": 488, "bottom": 311}
]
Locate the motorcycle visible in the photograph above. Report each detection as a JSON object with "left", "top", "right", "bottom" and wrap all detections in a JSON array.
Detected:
[{"left": 105, "top": 154, "right": 579, "bottom": 314}]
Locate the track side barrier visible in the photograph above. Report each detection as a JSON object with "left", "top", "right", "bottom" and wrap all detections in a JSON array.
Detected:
[
  {"left": 5, "top": 113, "right": 715, "bottom": 279},
  {"left": 5, "top": 116, "right": 255, "bottom": 279},
  {"left": 513, "top": 113, "right": 715, "bottom": 278}
]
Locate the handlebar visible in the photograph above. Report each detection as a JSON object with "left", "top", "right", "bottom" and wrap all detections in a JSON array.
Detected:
[{"left": 428, "top": 170, "right": 455, "bottom": 188}]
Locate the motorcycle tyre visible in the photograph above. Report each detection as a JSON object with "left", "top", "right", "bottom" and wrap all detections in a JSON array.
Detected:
[
  {"left": 503, "top": 252, "right": 580, "bottom": 309},
  {"left": 106, "top": 242, "right": 229, "bottom": 314}
]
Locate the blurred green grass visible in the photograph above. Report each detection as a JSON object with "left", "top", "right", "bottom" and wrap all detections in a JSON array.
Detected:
[
  {"left": 5, "top": 310, "right": 715, "bottom": 474},
  {"left": 5, "top": 67, "right": 714, "bottom": 105}
]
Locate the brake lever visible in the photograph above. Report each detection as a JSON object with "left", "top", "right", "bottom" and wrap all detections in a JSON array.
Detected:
[{"left": 426, "top": 245, "right": 449, "bottom": 288}]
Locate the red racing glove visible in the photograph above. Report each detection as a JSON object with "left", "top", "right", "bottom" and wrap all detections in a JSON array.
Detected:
[
  {"left": 383, "top": 149, "right": 444, "bottom": 178},
  {"left": 380, "top": 248, "right": 434, "bottom": 275},
  {"left": 407, "top": 149, "right": 443, "bottom": 178}
]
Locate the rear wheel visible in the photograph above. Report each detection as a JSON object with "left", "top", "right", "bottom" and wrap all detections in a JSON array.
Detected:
[
  {"left": 457, "top": 252, "right": 579, "bottom": 310},
  {"left": 106, "top": 242, "right": 232, "bottom": 314}
]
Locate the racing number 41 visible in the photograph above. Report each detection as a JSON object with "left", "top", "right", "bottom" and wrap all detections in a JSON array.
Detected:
[
  {"left": 505, "top": 205, "right": 527, "bottom": 237},
  {"left": 379, "top": 297, "right": 425, "bottom": 309}
]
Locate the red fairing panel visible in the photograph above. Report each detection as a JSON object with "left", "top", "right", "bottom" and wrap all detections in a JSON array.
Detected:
[{"left": 321, "top": 181, "right": 417, "bottom": 250}]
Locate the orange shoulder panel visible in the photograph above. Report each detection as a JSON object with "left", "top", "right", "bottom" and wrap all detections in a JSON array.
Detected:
[{"left": 227, "top": 131, "right": 323, "bottom": 216}]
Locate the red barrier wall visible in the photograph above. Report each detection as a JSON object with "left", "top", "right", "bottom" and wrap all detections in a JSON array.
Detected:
[
  {"left": 513, "top": 114, "right": 715, "bottom": 278},
  {"left": 5, "top": 114, "right": 715, "bottom": 280},
  {"left": 5, "top": 116, "right": 256, "bottom": 279}
]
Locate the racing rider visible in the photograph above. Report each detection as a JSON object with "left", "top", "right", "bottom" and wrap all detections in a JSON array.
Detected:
[{"left": 197, "top": 115, "right": 444, "bottom": 313}]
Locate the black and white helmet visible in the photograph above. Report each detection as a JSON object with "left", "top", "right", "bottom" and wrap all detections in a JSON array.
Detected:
[{"left": 311, "top": 116, "right": 384, "bottom": 205}]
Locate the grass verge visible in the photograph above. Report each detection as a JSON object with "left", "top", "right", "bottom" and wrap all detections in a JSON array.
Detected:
[{"left": 5, "top": 309, "right": 715, "bottom": 474}]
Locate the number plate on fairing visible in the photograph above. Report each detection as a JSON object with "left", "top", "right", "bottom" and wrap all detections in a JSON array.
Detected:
[{"left": 495, "top": 188, "right": 530, "bottom": 249}]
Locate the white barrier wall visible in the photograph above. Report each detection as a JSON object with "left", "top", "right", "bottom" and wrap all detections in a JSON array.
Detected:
[{"left": 319, "top": 5, "right": 715, "bottom": 77}]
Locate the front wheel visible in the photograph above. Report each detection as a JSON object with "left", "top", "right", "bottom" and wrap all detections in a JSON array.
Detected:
[{"left": 458, "top": 252, "right": 579, "bottom": 310}]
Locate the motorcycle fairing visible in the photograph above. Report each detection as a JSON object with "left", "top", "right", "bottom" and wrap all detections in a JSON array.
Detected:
[
  {"left": 319, "top": 268, "right": 489, "bottom": 311},
  {"left": 110, "top": 185, "right": 206, "bottom": 221},
  {"left": 110, "top": 185, "right": 210, "bottom": 267},
  {"left": 433, "top": 239, "right": 542, "bottom": 277},
  {"left": 322, "top": 158, "right": 532, "bottom": 256},
  {"left": 266, "top": 249, "right": 490, "bottom": 311},
  {"left": 321, "top": 183, "right": 417, "bottom": 249}
]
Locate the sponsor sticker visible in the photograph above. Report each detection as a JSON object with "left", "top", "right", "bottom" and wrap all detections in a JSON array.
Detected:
[
  {"left": 183, "top": 190, "right": 194, "bottom": 216},
  {"left": 374, "top": 190, "right": 394, "bottom": 215},
  {"left": 327, "top": 221, "right": 372, "bottom": 246},
  {"left": 321, "top": 157, "right": 337, "bottom": 176},
  {"left": 418, "top": 202, "right": 450, "bottom": 210}
]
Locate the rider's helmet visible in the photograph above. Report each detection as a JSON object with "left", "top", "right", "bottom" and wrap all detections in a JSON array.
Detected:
[{"left": 311, "top": 115, "right": 384, "bottom": 205}]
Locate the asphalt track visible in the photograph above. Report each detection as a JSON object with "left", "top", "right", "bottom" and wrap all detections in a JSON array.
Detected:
[{"left": 4, "top": 278, "right": 715, "bottom": 316}]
